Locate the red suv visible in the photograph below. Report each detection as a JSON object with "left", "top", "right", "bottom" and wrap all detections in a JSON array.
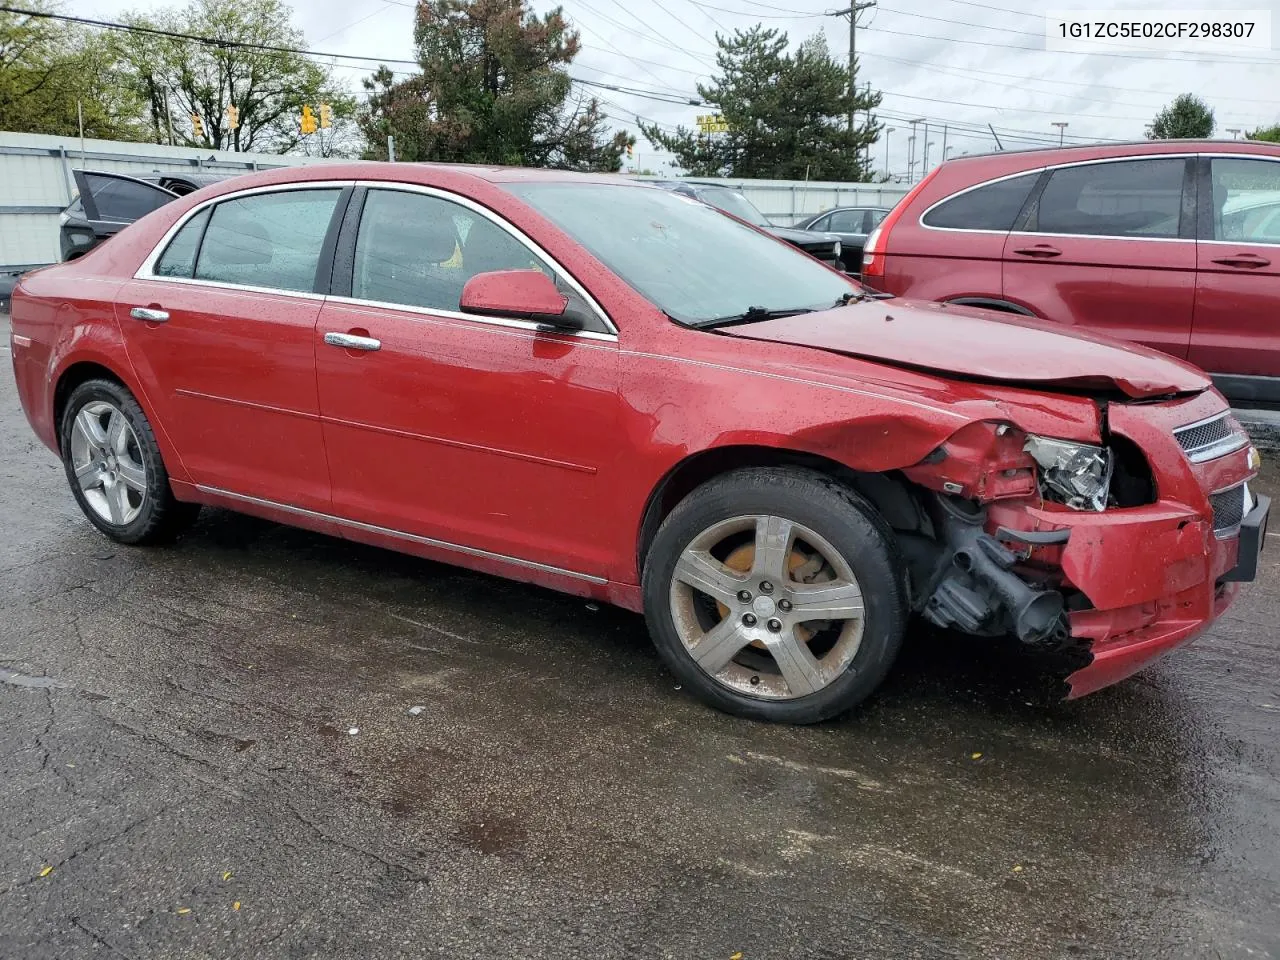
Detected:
[{"left": 862, "top": 140, "right": 1280, "bottom": 405}]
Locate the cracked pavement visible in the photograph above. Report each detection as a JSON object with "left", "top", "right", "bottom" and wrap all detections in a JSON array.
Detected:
[{"left": 1, "top": 313, "right": 1278, "bottom": 959}]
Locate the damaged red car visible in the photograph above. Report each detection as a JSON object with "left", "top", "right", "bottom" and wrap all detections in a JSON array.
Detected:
[{"left": 8, "top": 164, "right": 1269, "bottom": 723}]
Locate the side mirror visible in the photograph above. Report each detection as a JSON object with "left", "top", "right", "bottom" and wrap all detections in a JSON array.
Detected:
[{"left": 459, "top": 269, "right": 584, "bottom": 331}]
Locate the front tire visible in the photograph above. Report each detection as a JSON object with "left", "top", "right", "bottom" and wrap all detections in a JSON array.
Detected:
[
  {"left": 60, "top": 379, "right": 198, "bottom": 545},
  {"left": 642, "top": 467, "right": 907, "bottom": 724}
]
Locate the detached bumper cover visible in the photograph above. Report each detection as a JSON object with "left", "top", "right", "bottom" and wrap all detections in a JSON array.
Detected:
[{"left": 1048, "top": 494, "right": 1269, "bottom": 698}]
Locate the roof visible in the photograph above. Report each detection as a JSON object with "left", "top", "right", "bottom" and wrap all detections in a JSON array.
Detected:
[{"left": 948, "top": 138, "right": 1280, "bottom": 164}]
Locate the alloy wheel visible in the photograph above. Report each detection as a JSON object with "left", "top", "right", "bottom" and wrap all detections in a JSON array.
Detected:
[
  {"left": 68, "top": 400, "right": 147, "bottom": 526},
  {"left": 667, "top": 514, "right": 866, "bottom": 700}
]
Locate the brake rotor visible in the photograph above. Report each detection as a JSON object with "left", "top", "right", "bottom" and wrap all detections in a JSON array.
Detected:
[{"left": 716, "top": 543, "right": 817, "bottom": 646}]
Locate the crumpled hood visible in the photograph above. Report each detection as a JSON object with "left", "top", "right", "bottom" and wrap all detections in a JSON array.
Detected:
[{"left": 718, "top": 298, "right": 1212, "bottom": 399}]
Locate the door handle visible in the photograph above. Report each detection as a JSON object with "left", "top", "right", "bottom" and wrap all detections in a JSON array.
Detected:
[
  {"left": 1211, "top": 253, "right": 1271, "bottom": 269},
  {"left": 1012, "top": 245, "right": 1062, "bottom": 258},
  {"left": 324, "top": 331, "right": 381, "bottom": 352},
  {"left": 129, "top": 306, "right": 169, "bottom": 322}
]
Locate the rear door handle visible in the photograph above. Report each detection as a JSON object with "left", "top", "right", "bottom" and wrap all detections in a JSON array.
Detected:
[
  {"left": 129, "top": 306, "right": 169, "bottom": 322},
  {"left": 324, "top": 331, "right": 381, "bottom": 352},
  {"left": 1012, "top": 245, "right": 1062, "bottom": 258},
  {"left": 1211, "top": 253, "right": 1271, "bottom": 269}
]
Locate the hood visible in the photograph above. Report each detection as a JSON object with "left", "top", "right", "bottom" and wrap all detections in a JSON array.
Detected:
[
  {"left": 769, "top": 225, "right": 837, "bottom": 248},
  {"left": 717, "top": 298, "right": 1212, "bottom": 399}
]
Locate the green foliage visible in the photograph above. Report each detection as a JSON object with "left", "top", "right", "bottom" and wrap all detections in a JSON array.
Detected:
[
  {"left": 357, "top": 0, "right": 631, "bottom": 170},
  {"left": 1147, "top": 93, "right": 1215, "bottom": 140},
  {"left": 1246, "top": 124, "right": 1280, "bottom": 143},
  {"left": 114, "top": 0, "right": 357, "bottom": 154},
  {"left": 0, "top": 3, "right": 147, "bottom": 140},
  {"left": 640, "top": 27, "right": 881, "bottom": 181}
]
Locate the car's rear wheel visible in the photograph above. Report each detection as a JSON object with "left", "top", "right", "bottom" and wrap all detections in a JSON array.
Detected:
[
  {"left": 642, "top": 467, "right": 906, "bottom": 724},
  {"left": 60, "top": 379, "right": 198, "bottom": 545}
]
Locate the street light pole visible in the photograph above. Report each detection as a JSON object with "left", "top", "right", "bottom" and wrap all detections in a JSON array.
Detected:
[
  {"left": 884, "top": 126, "right": 894, "bottom": 178},
  {"left": 1052, "top": 121, "right": 1069, "bottom": 146}
]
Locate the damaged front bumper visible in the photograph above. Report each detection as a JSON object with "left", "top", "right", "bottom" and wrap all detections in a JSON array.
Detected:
[{"left": 1026, "top": 491, "right": 1269, "bottom": 697}]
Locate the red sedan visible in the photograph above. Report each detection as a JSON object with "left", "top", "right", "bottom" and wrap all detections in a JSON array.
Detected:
[{"left": 8, "top": 163, "right": 1268, "bottom": 723}]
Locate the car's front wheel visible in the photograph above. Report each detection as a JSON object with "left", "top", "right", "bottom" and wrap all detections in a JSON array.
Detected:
[
  {"left": 60, "top": 378, "right": 198, "bottom": 545},
  {"left": 642, "top": 467, "right": 907, "bottom": 724}
]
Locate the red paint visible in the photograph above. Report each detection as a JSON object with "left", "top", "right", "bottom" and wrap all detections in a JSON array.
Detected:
[
  {"left": 459, "top": 269, "right": 567, "bottom": 318},
  {"left": 6, "top": 160, "right": 1263, "bottom": 702},
  {"left": 868, "top": 139, "right": 1280, "bottom": 379}
]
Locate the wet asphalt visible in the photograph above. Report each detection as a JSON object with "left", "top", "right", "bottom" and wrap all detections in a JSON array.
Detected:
[{"left": 1, "top": 314, "right": 1278, "bottom": 960}]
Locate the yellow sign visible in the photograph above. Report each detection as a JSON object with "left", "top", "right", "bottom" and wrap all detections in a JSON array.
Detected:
[{"left": 695, "top": 113, "right": 730, "bottom": 134}]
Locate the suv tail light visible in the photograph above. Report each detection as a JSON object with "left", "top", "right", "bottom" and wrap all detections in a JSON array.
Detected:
[{"left": 862, "top": 169, "right": 941, "bottom": 281}]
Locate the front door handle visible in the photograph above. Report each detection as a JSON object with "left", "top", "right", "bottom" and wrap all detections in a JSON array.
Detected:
[
  {"left": 324, "top": 331, "right": 381, "bottom": 352},
  {"left": 1211, "top": 253, "right": 1271, "bottom": 269},
  {"left": 1012, "top": 244, "right": 1062, "bottom": 258},
  {"left": 129, "top": 306, "right": 169, "bottom": 322}
]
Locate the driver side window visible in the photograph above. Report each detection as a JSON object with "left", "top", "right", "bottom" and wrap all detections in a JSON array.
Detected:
[{"left": 352, "top": 189, "right": 554, "bottom": 312}]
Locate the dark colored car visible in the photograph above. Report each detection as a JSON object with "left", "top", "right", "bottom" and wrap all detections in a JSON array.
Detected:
[
  {"left": 651, "top": 180, "right": 845, "bottom": 269},
  {"left": 61, "top": 170, "right": 234, "bottom": 261},
  {"left": 859, "top": 139, "right": 1280, "bottom": 405},
  {"left": 795, "top": 206, "right": 893, "bottom": 273},
  {"left": 9, "top": 163, "right": 1267, "bottom": 723}
]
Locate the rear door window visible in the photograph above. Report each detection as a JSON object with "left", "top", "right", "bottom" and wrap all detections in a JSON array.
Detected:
[
  {"left": 1032, "top": 158, "right": 1185, "bottom": 238},
  {"left": 154, "top": 209, "right": 211, "bottom": 278},
  {"left": 195, "top": 189, "right": 341, "bottom": 293},
  {"left": 922, "top": 173, "right": 1040, "bottom": 231},
  {"left": 1210, "top": 158, "right": 1280, "bottom": 244}
]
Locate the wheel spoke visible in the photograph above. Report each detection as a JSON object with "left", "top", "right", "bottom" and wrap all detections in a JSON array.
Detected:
[
  {"left": 74, "top": 459, "right": 102, "bottom": 490},
  {"left": 106, "top": 410, "right": 130, "bottom": 454},
  {"left": 673, "top": 549, "right": 746, "bottom": 607},
  {"left": 691, "top": 615, "right": 752, "bottom": 675},
  {"left": 752, "top": 515, "right": 795, "bottom": 582},
  {"left": 105, "top": 481, "right": 128, "bottom": 524},
  {"left": 74, "top": 408, "right": 107, "bottom": 447},
  {"left": 766, "top": 628, "right": 826, "bottom": 696},
  {"left": 117, "top": 458, "right": 146, "bottom": 493},
  {"left": 789, "top": 580, "right": 865, "bottom": 622}
]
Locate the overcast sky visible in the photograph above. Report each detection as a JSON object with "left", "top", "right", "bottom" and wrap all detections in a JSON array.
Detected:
[{"left": 80, "top": 0, "right": 1280, "bottom": 178}]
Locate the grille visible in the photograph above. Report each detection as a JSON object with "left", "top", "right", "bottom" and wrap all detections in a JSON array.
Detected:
[
  {"left": 1174, "top": 414, "right": 1245, "bottom": 462},
  {"left": 1210, "top": 484, "right": 1247, "bottom": 534}
]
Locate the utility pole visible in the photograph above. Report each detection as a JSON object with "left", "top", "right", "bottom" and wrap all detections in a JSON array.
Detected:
[
  {"left": 1052, "top": 121, "right": 1069, "bottom": 146},
  {"left": 828, "top": 1, "right": 876, "bottom": 136},
  {"left": 941, "top": 124, "right": 947, "bottom": 164}
]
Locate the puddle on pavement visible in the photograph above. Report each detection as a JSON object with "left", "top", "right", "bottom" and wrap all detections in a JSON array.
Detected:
[{"left": 0, "top": 667, "right": 63, "bottom": 689}]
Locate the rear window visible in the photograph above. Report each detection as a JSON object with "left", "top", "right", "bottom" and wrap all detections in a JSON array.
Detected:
[
  {"left": 83, "top": 174, "right": 174, "bottom": 223},
  {"left": 922, "top": 173, "right": 1040, "bottom": 232}
]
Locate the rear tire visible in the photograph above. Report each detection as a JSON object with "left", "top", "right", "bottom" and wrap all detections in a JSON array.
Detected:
[
  {"left": 59, "top": 378, "right": 198, "bottom": 545},
  {"left": 642, "top": 467, "right": 906, "bottom": 724}
]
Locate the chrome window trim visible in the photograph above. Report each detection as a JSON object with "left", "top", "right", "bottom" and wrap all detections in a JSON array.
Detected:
[
  {"left": 324, "top": 293, "right": 618, "bottom": 344},
  {"left": 133, "top": 177, "right": 619, "bottom": 340},
  {"left": 920, "top": 153, "right": 1196, "bottom": 241},
  {"left": 134, "top": 179, "right": 357, "bottom": 279},
  {"left": 352, "top": 180, "right": 617, "bottom": 336},
  {"left": 1173, "top": 411, "right": 1250, "bottom": 464},
  {"left": 195, "top": 484, "right": 609, "bottom": 584}
]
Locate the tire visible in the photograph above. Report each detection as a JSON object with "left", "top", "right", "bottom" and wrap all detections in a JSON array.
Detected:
[
  {"left": 642, "top": 467, "right": 906, "bottom": 724},
  {"left": 59, "top": 378, "right": 199, "bottom": 545}
]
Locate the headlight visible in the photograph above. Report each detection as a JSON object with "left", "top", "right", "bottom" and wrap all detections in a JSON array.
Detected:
[{"left": 1024, "top": 435, "right": 1113, "bottom": 511}]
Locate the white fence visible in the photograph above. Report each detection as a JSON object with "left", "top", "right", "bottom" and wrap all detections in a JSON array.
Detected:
[{"left": 0, "top": 130, "right": 909, "bottom": 271}]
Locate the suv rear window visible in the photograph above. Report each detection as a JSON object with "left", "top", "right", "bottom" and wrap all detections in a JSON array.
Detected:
[
  {"left": 922, "top": 173, "right": 1039, "bottom": 231},
  {"left": 1032, "top": 158, "right": 1184, "bottom": 238}
]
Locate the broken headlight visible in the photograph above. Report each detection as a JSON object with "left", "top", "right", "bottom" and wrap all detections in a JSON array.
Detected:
[{"left": 1023, "top": 436, "right": 1113, "bottom": 511}]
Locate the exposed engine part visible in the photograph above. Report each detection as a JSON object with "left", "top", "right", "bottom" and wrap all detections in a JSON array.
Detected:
[{"left": 919, "top": 496, "right": 1070, "bottom": 648}]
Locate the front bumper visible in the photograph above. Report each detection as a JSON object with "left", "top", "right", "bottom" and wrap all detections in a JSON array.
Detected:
[{"left": 1040, "top": 491, "right": 1269, "bottom": 698}]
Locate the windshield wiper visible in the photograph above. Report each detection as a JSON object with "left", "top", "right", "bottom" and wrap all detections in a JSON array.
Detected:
[{"left": 691, "top": 306, "right": 815, "bottom": 329}]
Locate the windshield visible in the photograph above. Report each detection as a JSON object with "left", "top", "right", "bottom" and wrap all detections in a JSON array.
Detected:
[{"left": 507, "top": 183, "right": 856, "bottom": 326}]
